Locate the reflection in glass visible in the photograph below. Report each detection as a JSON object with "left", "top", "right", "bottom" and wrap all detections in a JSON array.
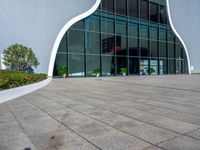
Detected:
[
  {"left": 150, "top": 2, "right": 159, "bottom": 22},
  {"left": 116, "top": 36, "right": 127, "bottom": 56},
  {"left": 140, "top": 39, "right": 149, "bottom": 57},
  {"left": 128, "top": 0, "right": 138, "bottom": 18},
  {"left": 85, "top": 14, "right": 100, "bottom": 32},
  {"left": 102, "top": 56, "right": 115, "bottom": 76},
  {"left": 116, "top": 0, "right": 126, "bottom": 15},
  {"left": 102, "top": 34, "right": 115, "bottom": 55},
  {"left": 68, "top": 30, "right": 84, "bottom": 54},
  {"left": 150, "top": 40, "right": 158, "bottom": 58},
  {"left": 102, "top": 0, "right": 114, "bottom": 12},
  {"left": 140, "top": 59, "right": 149, "bottom": 75},
  {"left": 102, "top": 13, "right": 114, "bottom": 34},
  {"left": 86, "top": 32, "right": 100, "bottom": 54},
  {"left": 117, "top": 57, "right": 127, "bottom": 74},
  {"left": 53, "top": 54, "right": 67, "bottom": 76},
  {"left": 140, "top": 0, "right": 149, "bottom": 20},
  {"left": 129, "top": 37, "right": 139, "bottom": 56},
  {"left": 160, "top": 6, "right": 167, "bottom": 24},
  {"left": 116, "top": 16, "right": 127, "bottom": 36},
  {"left": 129, "top": 57, "right": 139, "bottom": 74},
  {"left": 150, "top": 59, "right": 158, "bottom": 75},
  {"left": 86, "top": 55, "right": 100, "bottom": 76},
  {"left": 68, "top": 54, "right": 85, "bottom": 77}
]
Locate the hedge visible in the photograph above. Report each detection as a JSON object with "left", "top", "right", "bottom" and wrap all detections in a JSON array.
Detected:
[{"left": 0, "top": 70, "right": 47, "bottom": 91}]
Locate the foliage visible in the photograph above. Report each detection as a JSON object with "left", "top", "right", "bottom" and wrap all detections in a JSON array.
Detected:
[
  {"left": 57, "top": 66, "right": 67, "bottom": 75},
  {"left": 0, "top": 70, "right": 47, "bottom": 91},
  {"left": 148, "top": 67, "right": 156, "bottom": 75},
  {"left": 93, "top": 68, "right": 100, "bottom": 76},
  {"left": 3, "top": 44, "right": 40, "bottom": 72},
  {"left": 120, "top": 68, "right": 128, "bottom": 75}
]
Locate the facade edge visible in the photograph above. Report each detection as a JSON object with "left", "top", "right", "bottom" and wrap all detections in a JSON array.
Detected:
[
  {"left": 166, "top": 0, "right": 191, "bottom": 74},
  {"left": 48, "top": 0, "right": 101, "bottom": 77}
]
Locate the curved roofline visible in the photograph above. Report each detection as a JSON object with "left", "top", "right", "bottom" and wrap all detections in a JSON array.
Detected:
[
  {"left": 48, "top": 0, "right": 101, "bottom": 77},
  {"left": 166, "top": 0, "right": 191, "bottom": 74}
]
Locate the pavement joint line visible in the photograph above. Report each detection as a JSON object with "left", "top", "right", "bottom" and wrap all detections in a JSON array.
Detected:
[
  {"left": 56, "top": 102, "right": 167, "bottom": 149},
  {"left": 61, "top": 81, "right": 200, "bottom": 117},
  {"left": 5, "top": 102, "right": 35, "bottom": 149},
  {"left": 26, "top": 96, "right": 102, "bottom": 150},
  {"left": 100, "top": 78, "right": 200, "bottom": 93},
  {"left": 38, "top": 91, "right": 200, "bottom": 138},
  {"left": 33, "top": 92, "right": 190, "bottom": 146}
]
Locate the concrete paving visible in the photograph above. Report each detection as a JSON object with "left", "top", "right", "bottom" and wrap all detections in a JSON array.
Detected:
[{"left": 1, "top": 75, "right": 200, "bottom": 150}]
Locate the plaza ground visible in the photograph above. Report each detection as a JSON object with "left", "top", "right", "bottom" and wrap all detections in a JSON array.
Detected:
[{"left": 1, "top": 75, "right": 200, "bottom": 149}]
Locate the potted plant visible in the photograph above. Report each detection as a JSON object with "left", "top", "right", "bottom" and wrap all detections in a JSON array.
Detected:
[
  {"left": 93, "top": 68, "right": 100, "bottom": 77},
  {"left": 58, "top": 66, "right": 67, "bottom": 78},
  {"left": 120, "top": 68, "right": 127, "bottom": 76},
  {"left": 148, "top": 67, "right": 156, "bottom": 75}
]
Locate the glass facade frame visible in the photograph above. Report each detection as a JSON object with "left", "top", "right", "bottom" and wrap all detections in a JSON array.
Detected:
[{"left": 54, "top": 0, "right": 188, "bottom": 77}]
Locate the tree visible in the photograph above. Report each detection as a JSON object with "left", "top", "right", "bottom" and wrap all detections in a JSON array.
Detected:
[{"left": 3, "top": 44, "right": 39, "bottom": 72}]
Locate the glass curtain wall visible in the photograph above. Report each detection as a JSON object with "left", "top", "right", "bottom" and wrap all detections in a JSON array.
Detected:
[{"left": 54, "top": 0, "right": 188, "bottom": 77}]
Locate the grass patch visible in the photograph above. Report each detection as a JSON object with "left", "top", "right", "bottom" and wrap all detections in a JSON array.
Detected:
[{"left": 0, "top": 70, "right": 47, "bottom": 91}]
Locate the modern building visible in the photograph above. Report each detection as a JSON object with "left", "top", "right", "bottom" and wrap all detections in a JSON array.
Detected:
[{"left": 0, "top": 0, "right": 200, "bottom": 77}]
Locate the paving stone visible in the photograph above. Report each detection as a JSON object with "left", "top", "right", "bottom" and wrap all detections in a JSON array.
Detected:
[
  {"left": 187, "top": 129, "right": 200, "bottom": 140},
  {"left": 89, "top": 130, "right": 151, "bottom": 150},
  {"left": 158, "top": 135, "right": 200, "bottom": 150},
  {"left": 152, "top": 117, "right": 199, "bottom": 134},
  {"left": 128, "top": 124, "right": 179, "bottom": 144}
]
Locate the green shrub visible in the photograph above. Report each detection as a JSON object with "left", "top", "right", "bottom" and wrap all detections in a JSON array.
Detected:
[
  {"left": 120, "top": 68, "right": 128, "bottom": 75},
  {"left": 0, "top": 70, "right": 47, "bottom": 91}
]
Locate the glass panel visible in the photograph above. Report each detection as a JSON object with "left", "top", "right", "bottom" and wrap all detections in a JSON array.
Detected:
[
  {"left": 129, "top": 37, "right": 139, "bottom": 56},
  {"left": 129, "top": 57, "right": 139, "bottom": 74},
  {"left": 116, "top": 0, "right": 127, "bottom": 16},
  {"left": 159, "top": 41, "right": 167, "bottom": 58},
  {"left": 71, "top": 20, "right": 84, "bottom": 30},
  {"left": 140, "top": 0, "right": 149, "bottom": 20},
  {"left": 102, "top": 13, "right": 114, "bottom": 34},
  {"left": 102, "top": 56, "right": 115, "bottom": 76},
  {"left": 86, "top": 32, "right": 100, "bottom": 54},
  {"left": 150, "top": 40, "right": 158, "bottom": 58},
  {"left": 116, "top": 36, "right": 127, "bottom": 56},
  {"left": 150, "top": 59, "right": 158, "bottom": 75},
  {"left": 102, "top": 34, "right": 115, "bottom": 56},
  {"left": 150, "top": 27, "right": 158, "bottom": 40},
  {"left": 129, "top": 20, "right": 138, "bottom": 37},
  {"left": 85, "top": 14, "right": 100, "bottom": 32},
  {"left": 139, "top": 24, "right": 148, "bottom": 38},
  {"left": 168, "top": 42, "right": 175, "bottom": 58},
  {"left": 116, "top": 16, "right": 127, "bottom": 36},
  {"left": 140, "top": 59, "right": 149, "bottom": 75},
  {"left": 102, "top": 0, "right": 114, "bottom": 13},
  {"left": 150, "top": 2, "right": 159, "bottom": 22},
  {"left": 160, "top": 6, "right": 167, "bottom": 24},
  {"left": 68, "top": 30, "right": 84, "bottom": 54},
  {"left": 168, "top": 59, "right": 175, "bottom": 74},
  {"left": 159, "top": 59, "right": 167, "bottom": 74},
  {"left": 68, "top": 54, "right": 85, "bottom": 77},
  {"left": 86, "top": 55, "right": 100, "bottom": 76},
  {"left": 53, "top": 54, "right": 67, "bottom": 76},
  {"left": 168, "top": 30, "right": 175, "bottom": 42},
  {"left": 176, "top": 44, "right": 183, "bottom": 58},
  {"left": 128, "top": 0, "right": 138, "bottom": 18},
  {"left": 140, "top": 39, "right": 149, "bottom": 57},
  {"left": 159, "top": 28, "right": 166, "bottom": 41},
  {"left": 117, "top": 56, "right": 127, "bottom": 75},
  {"left": 57, "top": 34, "right": 67, "bottom": 52}
]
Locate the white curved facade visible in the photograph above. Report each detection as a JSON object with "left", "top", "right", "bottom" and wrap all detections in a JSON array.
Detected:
[{"left": 0, "top": 0, "right": 200, "bottom": 75}]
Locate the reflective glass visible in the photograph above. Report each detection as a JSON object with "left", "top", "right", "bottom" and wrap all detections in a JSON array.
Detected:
[
  {"left": 117, "top": 56, "right": 128, "bottom": 75},
  {"left": 116, "top": 0, "right": 127, "bottom": 16},
  {"left": 159, "top": 41, "right": 167, "bottom": 57},
  {"left": 85, "top": 14, "right": 100, "bottom": 32},
  {"left": 129, "top": 57, "right": 139, "bottom": 74},
  {"left": 139, "top": 24, "right": 148, "bottom": 39},
  {"left": 102, "top": 34, "right": 115, "bottom": 55},
  {"left": 140, "top": 39, "right": 149, "bottom": 57},
  {"left": 68, "top": 54, "right": 85, "bottom": 77},
  {"left": 116, "top": 16, "right": 127, "bottom": 36},
  {"left": 102, "top": 0, "right": 114, "bottom": 13},
  {"left": 160, "top": 6, "right": 167, "bottom": 24},
  {"left": 150, "top": 40, "right": 158, "bottom": 58},
  {"left": 129, "top": 20, "right": 138, "bottom": 37},
  {"left": 102, "top": 13, "right": 114, "bottom": 34},
  {"left": 140, "top": 0, "right": 149, "bottom": 20},
  {"left": 116, "top": 36, "right": 127, "bottom": 56},
  {"left": 150, "top": 2, "right": 159, "bottom": 22},
  {"left": 53, "top": 54, "right": 67, "bottom": 76},
  {"left": 129, "top": 37, "right": 139, "bottom": 56},
  {"left": 86, "top": 32, "right": 100, "bottom": 54},
  {"left": 102, "top": 56, "right": 115, "bottom": 76},
  {"left": 86, "top": 55, "right": 100, "bottom": 76},
  {"left": 128, "top": 0, "right": 138, "bottom": 18},
  {"left": 68, "top": 30, "right": 84, "bottom": 54}
]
